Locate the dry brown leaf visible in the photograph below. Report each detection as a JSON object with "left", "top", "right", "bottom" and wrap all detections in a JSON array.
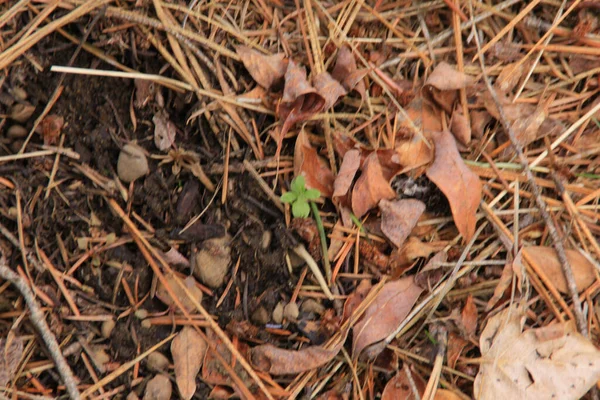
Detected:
[
  {"left": 474, "top": 304, "right": 600, "bottom": 400},
  {"left": 236, "top": 46, "right": 288, "bottom": 90},
  {"left": 379, "top": 199, "right": 425, "bottom": 248},
  {"left": 331, "top": 46, "right": 367, "bottom": 98},
  {"left": 312, "top": 71, "right": 347, "bottom": 110},
  {"left": 394, "top": 134, "right": 434, "bottom": 172},
  {"left": 333, "top": 149, "right": 360, "bottom": 200},
  {"left": 470, "top": 110, "right": 492, "bottom": 139},
  {"left": 451, "top": 109, "right": 471, "bottom": 145},
  {"left": 251, "top": 334, "right": 346, "bottom": 375},
  {"left": 381, "top": 367, "right": 426, "bottom": 400},
  {"left": 171, "top": 327, "right": 207, "bottom": 400},
  {"left": 144, "top": 374, "right": 172, "bottom": 400},
  {"left": 155, "top": 274, "right": 203, "bottom": 313},
  {"left": 40, "top": 114, "right": 64, "bottom": 145},
  {"left": 521, "top": 246, "right": 596, "bottom": 294},
  {"left": 426, "top": 131, "right": 482, "bottom": 241},
  {"left": 486, "top": 262, "right": 513, "bottom": 311},
  {"left": 461, "top": 294, "right": 478, "bottom": 337},
  {"left": 353, "top": 276, "right": 423, "bottom": 357},
  {"left": 435, "top": 389, "right": 462, "bottom": 400},
  {"left": 202, "top": 329, "right": 253, "bottom": 394},
  {"left": 392, "top": 236, "right": 446, "bottom": 268},
  {"left": 342, "top": 279, "right": 373, "bottom": 323},
  {"left": 401, "top": 96, "right": 443, "bottom": 133},
  {"left": 0, "top": 336, "right": 23, "bottom": 387},
  {"left": 414, "top": 250, "right": 448, "bottom": 289},
  {"left": 294, "top": 129, "right": 334, "bottom": 198},
  {"left": 425, "top": 62, "right": 476, "bottom": 91},
  {"left": 351, "top": 153, "right": 396, "bottom": 218},
  {"left": 447, "top": 332, "right": 469, "bottom": 369},
  {"left": 153, "top": 110, "right": 176, "bottom": 151}
]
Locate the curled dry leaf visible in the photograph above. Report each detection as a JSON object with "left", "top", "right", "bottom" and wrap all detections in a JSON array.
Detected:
[
  {"left": 474, "top": 304, "right": 600, "bottom": 400},
  {"left": 333, "top": 149, "right": 361, "bottom": 200},
  {"left": 351, "top": 153, "right": 396, "bottom": 218},
  {"left": 414, "top": 250, "right": 448, "bottom": 289},
  {"left": 0, "top": 336, "right": 23, "bottom": 387},
  {"left": 379, "top": 199, "right": 426, "bottom": 248},
  {"left": 153, "top": 110, "right": 176, "bottom": 151},
  {"left": 294, "top": 129, "right": 335, "bottom": 198},
  {"left": 521, "top": 246, "right": 596, "bottom": 294},
  {"left": 171, "top": 327, "right": 207, "bottom": 400},
  {"left": 426, "top": 131, "right": 482, "bottom": 241},
  {"left": 382, "top": 367, "right": 426, "bottom": 400},
  {"left": 251, "top": 332, "right": 347, "bottom": 375},
  {"left": 312, "top": 71, "right": 347, "bottom": 110},
  {"left": 451, "top": 109, "right": 471, "bottom": 145},
  {"left": 330, "top": 46, "right": 367, "bottom": 98},
  {"left": 236, "top": 46, "right": 288, "bottom": 90},
  {"left": 155, "top": 274, "right": 203, "bottom": 313},
  {"left": 394, "top": 134, "right": 434, "bottom": 172},
  {"left": 353, "top": 276, "right": 423, "bottom": 358}
]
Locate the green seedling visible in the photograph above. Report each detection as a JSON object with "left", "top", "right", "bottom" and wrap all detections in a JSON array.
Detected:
[
  {"left": 281, "top": 175, "right": 332, "bottom": 282},
  {"left": 280, "top": 175, "right": 321, "bottom": 218}
]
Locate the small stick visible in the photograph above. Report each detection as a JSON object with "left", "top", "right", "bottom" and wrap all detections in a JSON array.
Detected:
[
  {"left": 0, "top": 257, "right": 81, "bottom": 400},
  {"left": 293, "top": 244, "right": 334, "bottom": 300},
  {"left": 310, "top": 201, "right": 332, "bottom": 283}
]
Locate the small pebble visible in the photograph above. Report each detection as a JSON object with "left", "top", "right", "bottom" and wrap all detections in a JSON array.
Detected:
[
  {"left": 272, "top": 302, "right": 284, "bottom": 324},
  {"left": 10, "top": 102, "right": 35, "bottom": 122},
  {"left": 91, "top": 346, "right": 110, "bottom": 365},
  {"left": 194, "top": 235, "right": 232, "bottom": 288},
  {"left": 251, "top": 306, "right": 269, "bottom": 325},
  {"left": 11, "top": 87, "right": 27, "bottom": 101},
  {"left": 135, "top": 308, "right": 149, "bottom": 320},
  {"left": 261, "top": 230, "right": 272, "bottom": 250},
  {"left": 117, "top": 143, "right": 148, "bottom": 183},
  {"left": 301, "top": 299, "right": 325, "bottom": 315},
  {"left": 7, "top": 125, "right": 28, "bottom": 139},
  {"left": 101, "top": 319, "right": 116, "bottom": 338},
  {"left": 147, "top": 352, "right": 169, "bottom": 371},
  {"left": 144, "top": 374, "right": 172, "bottom": 400},
  {"left": 283, "top": 302, "right": 299, "bottom": 321},
  {"left": 140, "top": 319, "right": 152, "bottom": 329}
]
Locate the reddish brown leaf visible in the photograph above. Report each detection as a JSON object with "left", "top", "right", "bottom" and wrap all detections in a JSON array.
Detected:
[
  {"left": 486, "top": 262, "right": 513, "bottom": 311},
  {"left": 333, "top": 149, "right": 360, "bottom": 200},
  {"left": 40, "top": 114, "right": 64, "bottom": 145},
  {"left": 294, "top": 129, "right": 334, "bottom": 198},
  {"left": 451, "top": 109, "right": 471, "bottom": 145},
  {"left": 461, "top": 294, "right": 478, "bottom": 337},
  {"left": 401, "top": 96, "right": 443, "bottom": 133},
  {"left": 312, "top": 71, "right": 347, "bottom": 110},
  {"left": 435, "top": 390, "right": 462, "bottom": 400},
  {"left": 342, "top": 279, "right": 372, "bottom": 323},
  {"left": 425, "top": 62, "right": 475, "bottom": 91},
  {"left": 171, "top": 327, "right": 207, "bottom": 400},
  {"left": 251, "top": 334, "right": 346, "bottom": 375},
  {"left": 394, "top": 134, "right": 434, "bottom": 172},
  {"left": 447, "top": 332, "right": 469, "bottom": 369},
  {"left": 381, "top": 366, "right": 426, "bottom": 400},
  {"left": 379, "top": 199, "right": 425, "bottom": 248},
  {"left": 331, "top": 46, "right": 367, "bottom": 98},
  {"left": 470, "top": 110, "right": 492, "bottom": 139},
  {"left": 236, "top": 46, "right": 287, "bottom": 90},
  {"left": 353, "top": 276, "right": 423, "bottom": 357},
  {"left": 521, "top": 246, "right": 596, "bottom": 294},
  {"left": 351, "top": 153, "right": 396, "bottom": 218},
  {"left": 426, "top": 131, "right": 482, "bottom": 241}
]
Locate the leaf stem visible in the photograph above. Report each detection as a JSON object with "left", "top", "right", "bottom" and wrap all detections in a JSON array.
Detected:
[{"left": 310, "top": 201, "right": 332, "bottom": 284}]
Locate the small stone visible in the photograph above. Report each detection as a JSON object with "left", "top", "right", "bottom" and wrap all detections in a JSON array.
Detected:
[
  {"left": 91, "top": 346, "right": 110, "bottom": 365},
  {"left": 283, "top": 302, "right": 299, "bottom": 321},
  {"left": 135, "top": 308, "right": 149, "bottom": 320},
  {"left": 301, "top": 299, "right": 325, "bottom": 315},
  {"left": 140, "top": 319, "right": 152, "bottom": 329},
  {"left": 272, "top": 302, "right": 284, "bottom": 324},
  {"left": 7, "top": 125, "right": 28, "bottom": 138},
  {"left": 144, "top": 374, "right": 172, "bottom": 400},
  {"left": 251, "top": 306, "right": 269, "bottom": 325},
  {"left": 117, "top": 143, "right": 148, "bottom": 183},
  {"left": 11, "top": 87, "right": 27, "bottom": 101},
  {"left": 155, "top": 275, "right": 203, "bottom": 313},
  {"left": 10, "top": 102, "right": 35, "bottom": 122},
  {"left": 261, "top": 230, "right": 272, "bottom": 250},
  {"left": 101, "top": 319, "right": 116, "bottom": 338},
  {"left": 193, "top": 235, "right": 232, "bottom": 288},
  {"left": 147, "top": 352, "right": 170, "bottom": 371}
]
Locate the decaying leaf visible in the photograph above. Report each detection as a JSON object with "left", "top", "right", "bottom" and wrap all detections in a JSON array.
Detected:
[
  {"left": 342, "top": 279, "right": 373, "bottom": 323},
  {"left": 40, "top": 114, "right": 64, "bottom": 145},
  {"left": 414, "top": 250, "right": 448, "bottom": 289},
  {"left": 333, "top": 149, "right": 361, "bottom": 200},
  {"left": 426, "top": 131, "right": 482, "bottom": 241},
  {"left": 521, "top": 246, "right": 596, "bottom": 294},
  {"left": 379, "top": 199, "right": 425, "bottom": 248},
  {"left": 394, "top": 134, "right": 434, "bottom": 172},
  {"left": 486, "top": 262, "right": 514, "bottom": 311},
  {"left": 171, "top": 327, "right": 207, "bottom": 400},
  {"left": 294, "top": 129, "right": 335, "bottom": 198},
  {"left": 251, "top": 335, "right": 346, "bottom": 375},
  {"left": 330, "top": 46, "right": 367, "bottom": 98},
  {"left": 425, "top": 62, "right": 476, "bottom": 91},
  {"left": 382, "top": 367, "right": 426, "bottom": 400},
  {"left": 451, "top": 109, "right": 471, "bottom": 145},
  {"left": 153, "top": 110, "right": 176, "bottom": 151},
  {"left": 353, "top": 276, "right": 423, "bottom": 357},
  {"left": 0, "top": 336, "right": 23, "bottom": 387},
  {"left": 312, "top": 71, "right": 347, "bottom": 110},
  {"left": 474, "top": 304, "right": 600, "bottom": 400},
  {"left": 155, "top": 273, "right": 203, "bottom": 313},
  {"left": 392, "top": 236, "right": 446, "bottom": 268},
  {"left": 447, "top": 332, "right": 470, "bottom": 369},
  {"left": 461, "top": 294, "right": 478, "bottom": 337},
  {"left": 236, "top": 46, "right": 288, "bottom": 90},
  {"left": 144, "top": 374, "right": 172, "bottom": 400},
  {"left": 351, "top": 153, "right": 396, "bottom": 218}
]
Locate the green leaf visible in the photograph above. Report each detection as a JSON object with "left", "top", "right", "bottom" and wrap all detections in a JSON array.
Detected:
[
  {"left": 280, "top": 192, "right": 297, "bottom": 203},
  {"left": 291, "top": 176, "right": 306, "bottom": 194},
  {"left": 292, "top": 200, "right": 310, "bottom": 218},
  {"left": 304, "top": 188, "right": 321, "bottom": 200}
]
